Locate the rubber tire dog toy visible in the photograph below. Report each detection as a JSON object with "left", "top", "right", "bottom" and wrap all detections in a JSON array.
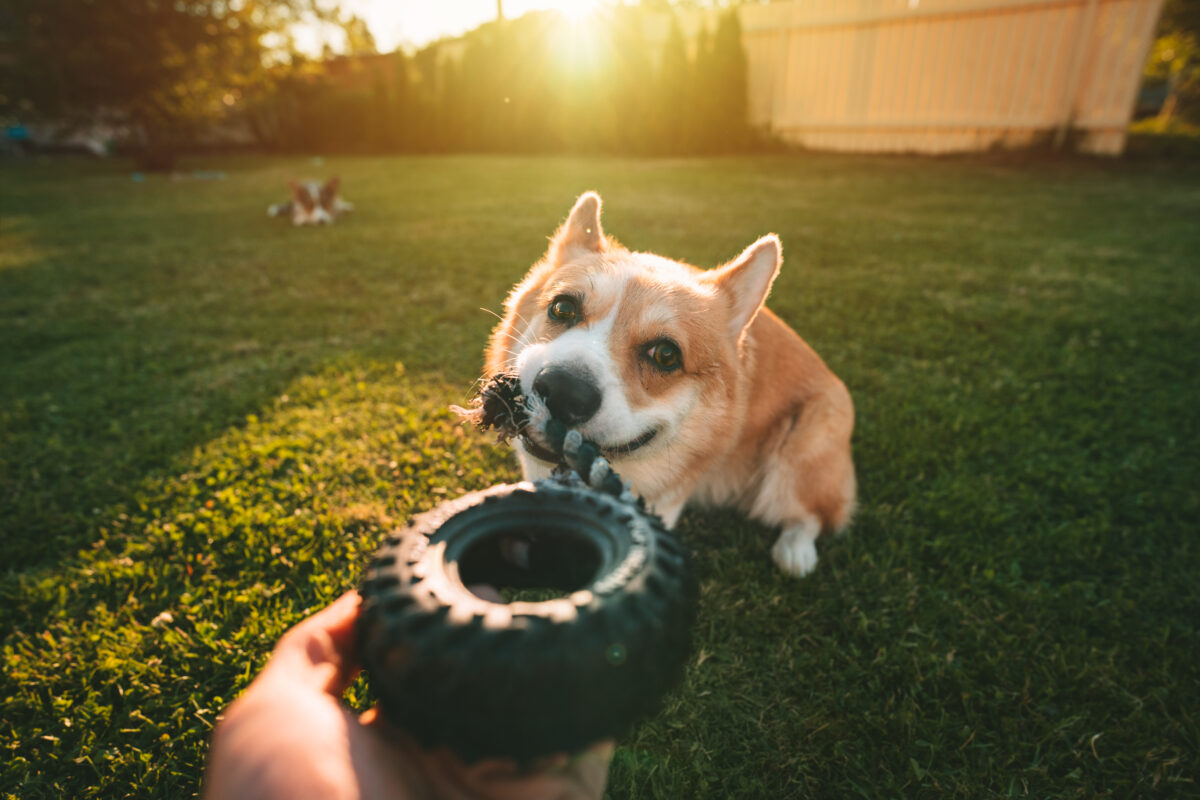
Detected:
[{"left": 356, "top": 473, "right": 696, "bottom": 763}]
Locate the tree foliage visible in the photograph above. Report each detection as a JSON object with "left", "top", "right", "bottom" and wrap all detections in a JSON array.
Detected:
[
  {"left": 0, "top": 0, "right": 313, "bottom": 168},
  {"left": 1146, "top": 0, "right": 1200, "bottom": 125},
  {"left": 259, "top": 7, "right": 756, "bottom": 156}
]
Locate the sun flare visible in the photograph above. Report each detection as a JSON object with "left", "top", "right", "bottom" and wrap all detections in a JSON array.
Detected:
[
  {"left": 551, "top": 0, "right": 604, "bottom": 22},
  {"left": 337, "top": 1, "right": 611, "bottom": 54}
]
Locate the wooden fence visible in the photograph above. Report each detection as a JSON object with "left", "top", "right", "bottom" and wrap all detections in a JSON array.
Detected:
[{"left": 682, "top": 0, "right": 1164, "bottom": 155}]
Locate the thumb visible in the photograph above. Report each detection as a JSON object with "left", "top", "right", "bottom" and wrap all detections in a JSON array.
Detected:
[{"left": 267, "top": 591, "right": 363, "bottom": 696}]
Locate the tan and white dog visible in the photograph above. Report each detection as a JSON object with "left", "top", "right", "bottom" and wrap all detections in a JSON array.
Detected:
[
  {"left": 267, "top": 177, "right": 354, "bottom": 226},
  {"left": 486, "top": 192, "right": 856, "bottom": 577}
]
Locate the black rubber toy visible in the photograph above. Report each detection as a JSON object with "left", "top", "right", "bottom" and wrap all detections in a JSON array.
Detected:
[{"left": 356, "top": 375, "right": 696, "bottom": 763}]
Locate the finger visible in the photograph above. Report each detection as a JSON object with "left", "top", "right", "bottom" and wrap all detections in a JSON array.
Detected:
[
  {"left": 296, "top": 590, "right": 361, "bottom": 657},
  {"left": 268, "top": 591, "right": 363, "bottom": 695}
]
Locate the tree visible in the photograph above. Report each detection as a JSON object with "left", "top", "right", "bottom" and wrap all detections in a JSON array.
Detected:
[
  {"left": 657, "top": 13, "right": 694, "bottom": 152},
  {"left": 693, "top": 21, "right": 718, "bottom": 151},
  {"left": 0, "top": 0, "right": 315, "bottom": 169},
  {"left": 1146, "top": 0, "right": 1200, "bottom": 126},
  {"left": 609, "top": 6, "right": 658, "bottom": 153},
  {"left": 342, "top": 13, "right": 378, "bottom": 56},
  {"left": 710, "top": 9, "right": 751, "bottom": 150}
]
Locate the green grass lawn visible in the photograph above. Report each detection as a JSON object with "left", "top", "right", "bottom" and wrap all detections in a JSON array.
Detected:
[{"left": 2, "top": 152, "right": 1198, "bottom": 798}]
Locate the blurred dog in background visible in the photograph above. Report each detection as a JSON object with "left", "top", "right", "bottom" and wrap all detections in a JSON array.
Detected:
[{"left": 268, "top": 177, "right": 354, "bottom": 226}]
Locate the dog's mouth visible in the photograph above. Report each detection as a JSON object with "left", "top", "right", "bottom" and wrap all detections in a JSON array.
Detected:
[
  {"left": 520, "top": 426, "right": 658, "bottom": 464},
  {"left": 603, "top": 427, "right": 658, "bottom": 456},
  {"left": 518, "top": 433, "right": 564, "bottom": 465}
]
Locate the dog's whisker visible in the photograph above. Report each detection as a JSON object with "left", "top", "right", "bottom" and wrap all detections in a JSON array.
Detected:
[
  {"left": 492, "top": 331, "right": 528, "bottom": 349},
  {"left": 489, "top": 317, "right": 539, "bottom": 350},
  {"left": 481, "top": 305, "right": 537, "bottom": 336},
  {"left": 461, "top": 379, "right": 489, "bottom": 404},
  {"left": 504, "top": 306, "right": 536, "bottom": 328}
]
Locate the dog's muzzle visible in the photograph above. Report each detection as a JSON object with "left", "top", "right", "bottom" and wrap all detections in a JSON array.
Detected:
[{"left": 532, "top": 366, "right": 602, "bottom": 425}]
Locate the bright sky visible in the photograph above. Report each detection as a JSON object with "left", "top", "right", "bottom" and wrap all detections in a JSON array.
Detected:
[{"left": 302, "top": 0, "right": 608, "bottom": 53}]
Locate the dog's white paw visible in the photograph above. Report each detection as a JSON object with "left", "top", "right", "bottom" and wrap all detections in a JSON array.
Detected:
[{"left": 771, "top": 525, "right": 819, "bottom": 578}]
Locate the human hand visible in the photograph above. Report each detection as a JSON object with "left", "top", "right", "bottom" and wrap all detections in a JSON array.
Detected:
[{"left": 203, "top": 591, "right": 613, "bottom": 800}]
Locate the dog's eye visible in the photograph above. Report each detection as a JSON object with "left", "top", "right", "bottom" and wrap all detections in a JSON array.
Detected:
[
  {"left": 548, "top": 296, "right": 579, "bottom": 324},
  {"left": 647, "top": 340, "right": 682, "bottom": 372}
]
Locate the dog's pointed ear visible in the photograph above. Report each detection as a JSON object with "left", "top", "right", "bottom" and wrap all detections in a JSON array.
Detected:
[
  {"left": 551, "top": 191, "right": 606, "bottom": 261},
  {"left": 320, "top": 175, "right": 341, "bottom": 205},
  {"left": 289, "top": 179, "right": 315, "bottom": 210},
  {"left": 705, "top": 234, "right": 782, "bottom": 343}
]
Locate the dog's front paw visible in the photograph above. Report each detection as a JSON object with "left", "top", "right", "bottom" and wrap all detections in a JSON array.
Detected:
[{"left": 771, "top": 525, "right": 819, "bottom": 578}]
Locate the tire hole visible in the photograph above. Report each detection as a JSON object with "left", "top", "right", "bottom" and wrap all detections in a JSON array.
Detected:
[{"left": 457, "top": 526, "right": 603, "bottom": 604}]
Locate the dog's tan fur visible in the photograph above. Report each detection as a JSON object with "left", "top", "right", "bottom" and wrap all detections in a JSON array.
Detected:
[{"left": 486, "top": 192, "right": 856, "bottom": 576}]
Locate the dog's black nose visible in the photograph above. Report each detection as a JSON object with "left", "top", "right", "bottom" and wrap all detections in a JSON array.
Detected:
[{"left": 532, "top": 366, "right": 602, "bottom": 425}]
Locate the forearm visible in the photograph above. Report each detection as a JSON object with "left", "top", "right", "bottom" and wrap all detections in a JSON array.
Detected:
[{"left": 203, "top": 686, "right": 360, "bottom": 800}]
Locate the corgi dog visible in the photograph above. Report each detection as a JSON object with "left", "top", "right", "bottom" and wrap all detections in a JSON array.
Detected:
[
  {"left": 267, "top": 177, "right": 354, "bottom": 226},
  {"left": 485, "top": 192, "right": 856, "bottom": 577}
]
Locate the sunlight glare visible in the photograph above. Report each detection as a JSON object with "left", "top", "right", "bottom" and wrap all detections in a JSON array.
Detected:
[
  {"left": 554, "top": 0, "right": 604, "bottom": 23},
  {"left": 340, "top": 1, "right": 610, "bottom": 53}
]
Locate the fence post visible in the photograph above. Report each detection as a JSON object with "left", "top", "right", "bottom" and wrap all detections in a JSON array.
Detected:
[{"left": 1054, "top": 0, "right": 1100, "bottom": 150}]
